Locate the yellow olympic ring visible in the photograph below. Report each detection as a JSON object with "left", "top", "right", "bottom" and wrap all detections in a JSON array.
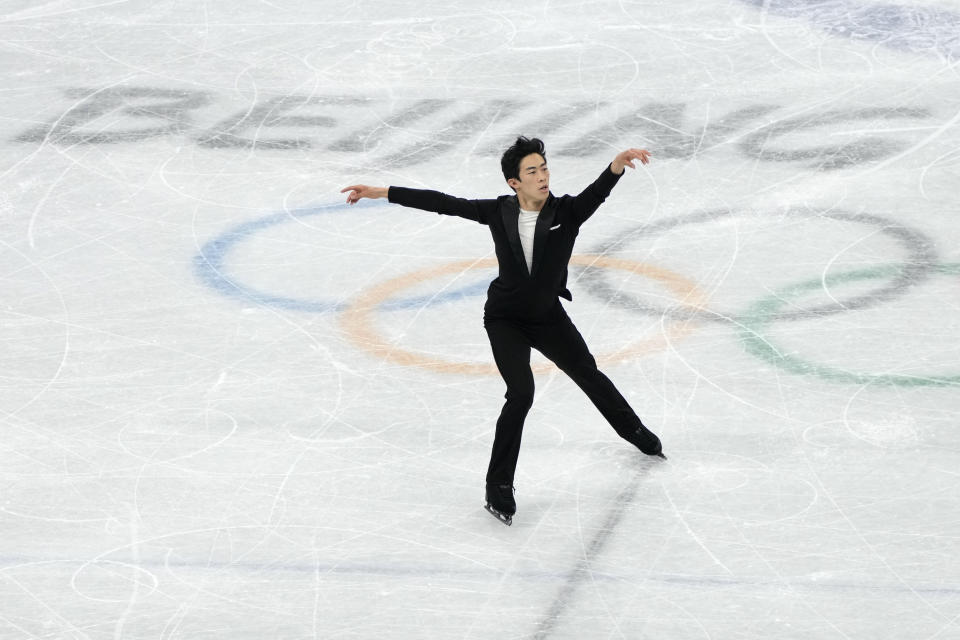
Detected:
[{"left": 339, "top": 254, "right": 709, "bottom": 376}]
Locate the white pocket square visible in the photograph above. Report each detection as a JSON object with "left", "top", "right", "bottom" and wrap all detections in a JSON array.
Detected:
[{"left": 549, "top": 224, "right": 561, "bottom": 231}]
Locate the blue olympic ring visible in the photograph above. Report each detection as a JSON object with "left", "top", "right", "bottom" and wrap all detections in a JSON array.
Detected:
[{"left": 193, "top": 200, "right": 490, "bottom": 313}]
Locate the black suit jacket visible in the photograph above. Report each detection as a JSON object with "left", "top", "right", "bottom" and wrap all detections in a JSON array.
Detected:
[{"left": 388, "top": 164, "right": 624, "bottom": 320}]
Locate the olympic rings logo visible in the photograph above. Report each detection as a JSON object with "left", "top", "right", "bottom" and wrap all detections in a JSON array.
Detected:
[{"left": 194, "top": 202, "right": 960, "bottom": 388}]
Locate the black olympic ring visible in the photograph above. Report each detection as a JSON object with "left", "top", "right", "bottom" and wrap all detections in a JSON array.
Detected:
[{"left": 581, "top": 207, "right": 939, "bottom": 323}]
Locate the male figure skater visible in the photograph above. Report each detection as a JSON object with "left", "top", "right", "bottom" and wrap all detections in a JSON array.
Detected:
[{"left": 342, "top": 136, "right": 664, "bottom": 526}]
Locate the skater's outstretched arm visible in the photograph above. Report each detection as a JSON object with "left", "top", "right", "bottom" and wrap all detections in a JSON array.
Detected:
[
  {"left": 571, "top": 147, "right": 652, "bottom": 226},
  {"left": 341, "top": 182, "right": 496, "bottom": 225}
]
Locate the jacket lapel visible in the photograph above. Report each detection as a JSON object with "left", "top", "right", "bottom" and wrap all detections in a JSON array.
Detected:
[
  {"left": 530, "top": 197, "right": 556, "bottom": 276},
  {"left": 502, "top": 198, "right": 529, "bottom": 276}
]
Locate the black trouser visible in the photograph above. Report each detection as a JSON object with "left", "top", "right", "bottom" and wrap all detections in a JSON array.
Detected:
[{"left": 483, "top": 305, "right": 647, "bottom": 486}]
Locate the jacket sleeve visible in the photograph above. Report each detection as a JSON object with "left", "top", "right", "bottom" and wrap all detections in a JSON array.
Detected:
[
  {"left": 569, "top": 163, "right": 624, "bottom": 226},
  {"left": 388, "top": 186, "right": 495, "bottom": 225}
]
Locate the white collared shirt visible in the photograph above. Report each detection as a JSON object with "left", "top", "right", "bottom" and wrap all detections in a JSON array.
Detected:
[{"left": 518, "top": 208, "right": 539, "bottom": 272}]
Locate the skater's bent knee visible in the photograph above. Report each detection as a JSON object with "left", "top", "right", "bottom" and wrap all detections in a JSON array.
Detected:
[{"left": 505, "top": 389, "right": 535, "bottom": 409}]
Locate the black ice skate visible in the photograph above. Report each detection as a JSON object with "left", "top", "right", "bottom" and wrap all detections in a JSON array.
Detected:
[
  {"left": 626, "top": 425, "right": 667, "bottom": 460},
  {"left": 484, "top": 483, "right": 516, "bottom": 526}
]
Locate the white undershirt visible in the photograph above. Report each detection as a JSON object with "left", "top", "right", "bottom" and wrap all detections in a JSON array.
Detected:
[{"left": 518, "top": 208, "right": 539, "bottom": 272}]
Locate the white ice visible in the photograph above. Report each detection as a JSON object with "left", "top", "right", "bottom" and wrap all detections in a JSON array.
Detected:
[{"left": 2, "top": 1, "right": 960, "bottom": 638}]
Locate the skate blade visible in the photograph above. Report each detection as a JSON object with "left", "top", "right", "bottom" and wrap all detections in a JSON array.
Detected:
[{"left": 484, "top": 503, "right": 513, "bottom": 526}]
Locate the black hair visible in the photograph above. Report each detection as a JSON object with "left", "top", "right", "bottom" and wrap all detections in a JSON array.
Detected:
[{"left": 500, "top": 136, "right": 546, "bottom": 187}]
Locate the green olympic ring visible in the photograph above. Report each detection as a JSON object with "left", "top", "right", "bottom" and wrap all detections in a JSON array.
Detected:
[{"left": 739, "top": 263, "right": 960, "bottom": 387}]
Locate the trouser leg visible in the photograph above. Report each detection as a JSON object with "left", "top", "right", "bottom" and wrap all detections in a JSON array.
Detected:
[
  {"left": 534, "top": 310, "right": 653, "bottom": 443},
  {"left": 484, "top": 320, "right": 535, "bottom": 485}
]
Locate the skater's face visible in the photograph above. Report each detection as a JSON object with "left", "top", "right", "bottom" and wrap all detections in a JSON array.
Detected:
[{"left": 507, "top": 153, "right": 549, "bottom": 204}]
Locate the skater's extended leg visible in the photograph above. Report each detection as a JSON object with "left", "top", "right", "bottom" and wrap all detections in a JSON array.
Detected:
[{"left": 536, "top": 310, "right": 663, "bottom": 456}]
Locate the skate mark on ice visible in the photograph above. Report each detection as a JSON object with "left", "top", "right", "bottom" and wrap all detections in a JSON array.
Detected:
[{"left": 532, "top": 466, "right": 653, "bottom": 640}]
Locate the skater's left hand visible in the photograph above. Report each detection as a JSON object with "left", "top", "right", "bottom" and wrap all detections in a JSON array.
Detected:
[{"left": 611, "top": 148, "right": 652, "bottom": 174}]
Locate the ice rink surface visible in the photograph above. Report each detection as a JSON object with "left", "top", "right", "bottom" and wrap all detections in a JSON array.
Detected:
[{"left": 2, "top": 0, "right": 960, "bottom": 638}]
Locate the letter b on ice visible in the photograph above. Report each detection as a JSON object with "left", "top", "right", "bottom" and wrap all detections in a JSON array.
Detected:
[{"left": 16, "top": 87, "right": 210, "bottom": 145}]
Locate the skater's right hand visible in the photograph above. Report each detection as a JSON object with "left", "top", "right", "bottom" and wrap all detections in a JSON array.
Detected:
[{"left": 341, "top": 184, "right": 388, "bottom": 205}]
